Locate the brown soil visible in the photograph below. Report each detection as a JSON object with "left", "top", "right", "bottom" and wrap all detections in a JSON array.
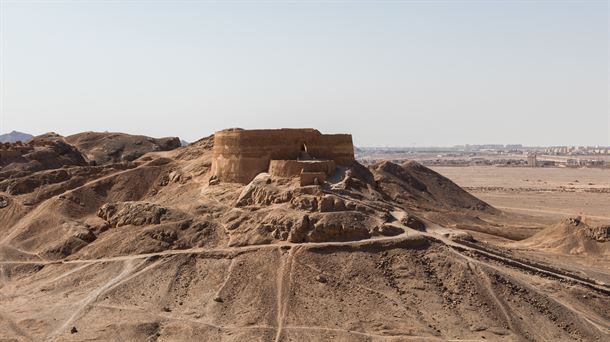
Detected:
[
  {"left": 432, "top": 166, "right": 610, "bottom": 225},
  {"left": 1, "top": 134, "right": 608, "bottom": 341},
  {"left": 509, "top": 217, "right": 609, "bottom": 256}
]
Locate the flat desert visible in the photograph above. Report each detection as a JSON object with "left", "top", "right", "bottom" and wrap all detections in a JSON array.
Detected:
[{"left": 433, "top": 166, "right": 610, "bottom": 225}]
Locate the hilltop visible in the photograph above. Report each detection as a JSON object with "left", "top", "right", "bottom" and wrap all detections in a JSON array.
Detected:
[{"left": 0, "top": 129, "right": 608, "bottom": 341}]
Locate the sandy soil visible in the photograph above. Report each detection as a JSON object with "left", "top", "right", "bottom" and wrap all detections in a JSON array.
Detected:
[{"left": 432, "top": 166, "right": 610, "bottom": 224}]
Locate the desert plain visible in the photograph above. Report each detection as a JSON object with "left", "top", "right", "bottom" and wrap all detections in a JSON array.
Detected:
[{"left": 432, "top": 166, "right": 610, "bottom": 225}]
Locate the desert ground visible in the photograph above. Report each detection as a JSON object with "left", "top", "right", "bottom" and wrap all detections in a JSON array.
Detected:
[
  {"left": 432, "top": 166, "right": 610, "bottom": 225},
  {"left": 0, "top": 132, "right": 608, "bottom": 341}
]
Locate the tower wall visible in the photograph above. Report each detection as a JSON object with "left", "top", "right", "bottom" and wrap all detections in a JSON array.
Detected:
[{"left": 211, "top": 128, "right": 354, "bottom": 184}]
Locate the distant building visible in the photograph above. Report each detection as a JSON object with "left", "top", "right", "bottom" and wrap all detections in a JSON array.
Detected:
[{"left": 527, "top": 154, "right": 537, "bottom": 167}]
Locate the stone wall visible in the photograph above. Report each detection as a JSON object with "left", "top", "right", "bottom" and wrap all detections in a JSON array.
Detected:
[{"left": 211, "top": 128, "right": 354, "bottom": 183}]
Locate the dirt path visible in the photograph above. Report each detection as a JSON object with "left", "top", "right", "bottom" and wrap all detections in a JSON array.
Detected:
[
  {"left": 456, "top": 249, "right": 610, "bottom": 336},
  {"left": 47, "top": 259, "right": 140, "bottom": 340},
  {"left": 2, "top": 209, "right": 609, "bottom": 341},
  {"left": 2, "top": 223, "right": 608, "bottom": 295},
  {"left": 470, "top": 263, "right": 518, "bottom": 333},
  {"left": 213, "top": 258, "right": 236, "bottom": 301},
  {"left": 0, "top": 230, "right": 420, "bottom": 266},
  {"left": 2, "top": 226, "right": 608, "bottom": 340},
  {"left": 274, "top": 246, "right": 297, "bottom": 342}
]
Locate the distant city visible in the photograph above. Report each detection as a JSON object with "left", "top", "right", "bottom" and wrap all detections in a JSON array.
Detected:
[
  {"left": 356, "top": 145, "right": 610, "bottom": 168},
  {"left": 358, "top": 144, "right": 610, "bottom": 155}
]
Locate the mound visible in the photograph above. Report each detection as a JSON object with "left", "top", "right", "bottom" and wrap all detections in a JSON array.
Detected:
[
  {"left": 512, "top": 216, "right": 610, "bottom": 256},
  {"left": 371, "top": 160, "right": 496, "bottom": 212},
  {"left": 65, "top": 132, "right": 181, "bottom": 165},
  {"left": 0, "top": 136, "right": 537, "bottom": 260},
  {"left": 1, "top": 130, "right": 608, "bottom": 341},
  {"left": 0, "top": 133, "right": 88, "bottom": 177}
]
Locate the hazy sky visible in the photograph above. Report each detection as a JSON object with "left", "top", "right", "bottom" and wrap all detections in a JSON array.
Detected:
[{"left": 0, "top": 0, "right": 608, "bottom": 146}]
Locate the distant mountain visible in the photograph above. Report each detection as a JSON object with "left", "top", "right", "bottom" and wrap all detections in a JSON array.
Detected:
[
  {"left": 180, "top": 139, "right": 190, "bottom": 146},
  {"left": 0, "top": 130, "right": 34, "bottom": 143}
]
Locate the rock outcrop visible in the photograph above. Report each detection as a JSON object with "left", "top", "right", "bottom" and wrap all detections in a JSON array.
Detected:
[
  {"left": 98, "top": 202, "right": 175, "bottom": 227},
  {"left": 65, "top": 131, "right": 181, "bottom": 165}
]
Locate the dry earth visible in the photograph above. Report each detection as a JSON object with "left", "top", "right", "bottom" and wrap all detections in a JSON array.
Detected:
[
  {"left": 0, "top": 134, "right": 608, "bottom": 341},
  {"left": 432, "top": 166, "right": 610, "bottom": 225}
]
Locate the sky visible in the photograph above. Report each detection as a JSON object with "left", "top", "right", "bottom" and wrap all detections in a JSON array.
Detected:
[{"left": 0, "top": 0, "right": 608, "bottom": 147}]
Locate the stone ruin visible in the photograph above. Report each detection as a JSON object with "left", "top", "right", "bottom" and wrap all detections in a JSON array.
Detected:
[{"left": 210, "top": 128, "right": 355, "bottom": 185}]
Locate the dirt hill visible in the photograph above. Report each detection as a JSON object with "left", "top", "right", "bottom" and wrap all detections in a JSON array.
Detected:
[
  {"left": 0, "top": 133, "right": 88, "bottom": 178},
  {"left": 511, "top": 216, "right": 610, "bottom": 256},
  {"left": 65, "top": 131, "right": 181, "bottom": 165},
  {"left": 0, "top": 133, "right": 608, "bottom": 341},
  {"left": 372, "top": 160, "right": 496, "bottom": 212}
]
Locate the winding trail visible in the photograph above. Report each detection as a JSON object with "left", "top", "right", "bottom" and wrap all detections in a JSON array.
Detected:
[
  {"left": 2, "top": 209, "right": 609, "bottom": 340},
  {"left": 2, "top": 225, "right": 608, "bottom": 295}
]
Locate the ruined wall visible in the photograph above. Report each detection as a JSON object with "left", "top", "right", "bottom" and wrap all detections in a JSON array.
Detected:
[
  {"left": 268, "top": 160, "right": 336, "bottom": 178},
  {"left": 300, "top": 172, "right": 327, "bottom": 186},
  {"left": 211, "top": 128, "right": 354, "bottom": 183}
]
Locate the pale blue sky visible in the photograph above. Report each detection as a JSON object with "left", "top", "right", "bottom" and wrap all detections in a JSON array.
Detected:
[{"left": 0, "top": 0, "right": 608, "bottom": 146}]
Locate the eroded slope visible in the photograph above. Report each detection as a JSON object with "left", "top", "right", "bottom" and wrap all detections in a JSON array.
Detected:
[{"left": 1, "top": 133, "right": 608, "bottom": 341}]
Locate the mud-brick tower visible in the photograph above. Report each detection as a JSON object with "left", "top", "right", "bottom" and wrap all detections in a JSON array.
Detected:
[{"left": 211, "top": 128, "right": 355, "bottom": 184}]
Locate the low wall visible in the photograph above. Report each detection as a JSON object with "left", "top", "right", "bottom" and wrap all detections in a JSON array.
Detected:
[
  {"left": 268, "top": 160, "right": 336, "bottom": 177},
  {"left": 300, "top": 172, "right": 327, "bottom": 186}
]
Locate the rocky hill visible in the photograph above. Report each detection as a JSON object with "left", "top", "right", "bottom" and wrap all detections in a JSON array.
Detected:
[
  {"left": 65, "top": 131, "right": 181, "bottom": 165},
  {"left": 0, "top": 132, "right": 608, "bottom": 341}
]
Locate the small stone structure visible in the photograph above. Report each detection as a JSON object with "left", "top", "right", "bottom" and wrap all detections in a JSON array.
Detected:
[{"left": 211, "top": 128, "right": 355, "bottom": 184}]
